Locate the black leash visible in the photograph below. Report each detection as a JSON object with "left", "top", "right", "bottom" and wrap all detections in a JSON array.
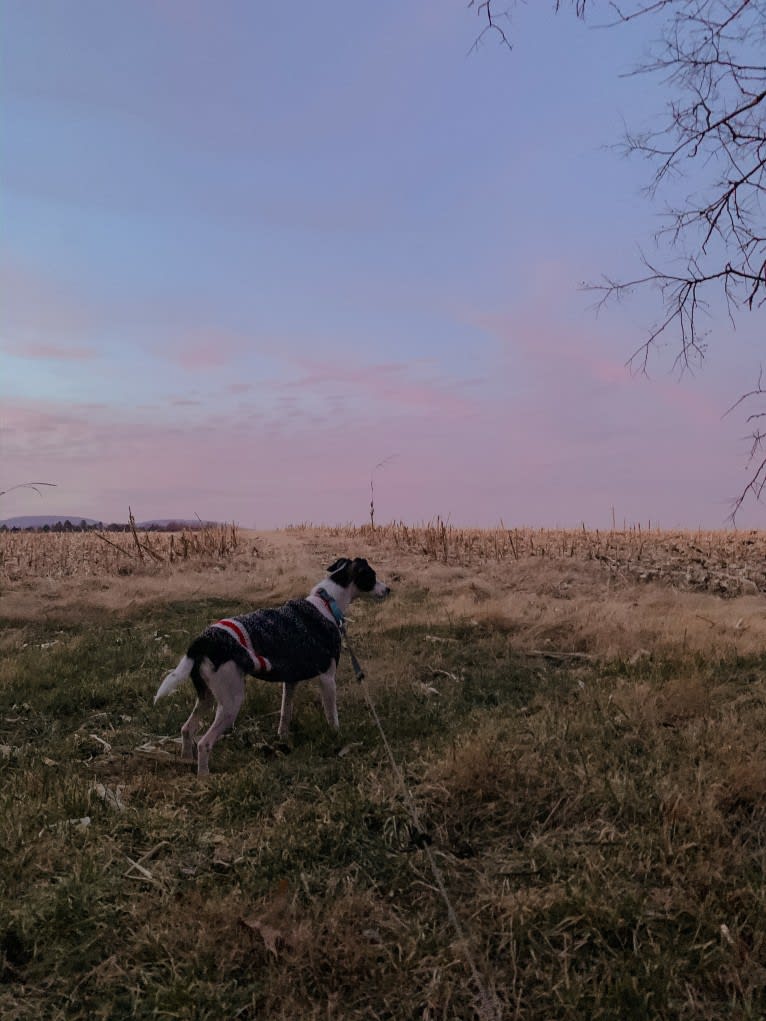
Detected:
[{"left": 340, "top": 624, "right": 365, "bottom": 682}]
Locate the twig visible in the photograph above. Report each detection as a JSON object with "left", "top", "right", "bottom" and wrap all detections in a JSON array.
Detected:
[
  {"left": 527, "top": 649, "right": 594, "bottom": 661},
  {"left": 128, "top": 507, "right": 165, "bottom": 563},
  {"left": 695, "top": 614, "right": 717, "bottom": 629},
  {"left": 124, "top": 856, "right": 154, "bottom": 880},
  {"left": 92, "top": 531, "right": 135, "bottom": 559},
  {"left": 0, "top": 481, "right": 57, "bottom": 498}
]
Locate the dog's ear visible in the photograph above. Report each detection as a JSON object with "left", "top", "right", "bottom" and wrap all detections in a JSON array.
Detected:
[{"left": 326, "top": 557, "right": 352, "bottom": 575}]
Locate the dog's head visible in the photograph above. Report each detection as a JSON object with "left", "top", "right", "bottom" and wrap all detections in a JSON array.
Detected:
[{"left": 326, "top": 557, "right": 390, "bottom": 599}]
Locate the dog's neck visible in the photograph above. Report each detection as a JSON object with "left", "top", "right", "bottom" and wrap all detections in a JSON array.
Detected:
[{"left": 308, "top": 578, "right": 354, "bottom": 625}]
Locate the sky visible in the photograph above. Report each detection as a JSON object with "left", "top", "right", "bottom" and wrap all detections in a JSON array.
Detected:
[{"left": 2, "top": 0, "right": 764, "bottom": 529}]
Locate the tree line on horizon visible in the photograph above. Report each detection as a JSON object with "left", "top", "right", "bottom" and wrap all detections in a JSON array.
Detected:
[{"left": 0, "top": 520, "right": 212, "bottom": 534}]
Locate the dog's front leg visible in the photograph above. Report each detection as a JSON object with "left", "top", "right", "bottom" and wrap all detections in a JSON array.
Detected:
[
  {"left": 318, "top": 661, "right": 339, "bottom": 732},
  {"left": 278, "top": 682, "right": 298, "bottom": 740}
]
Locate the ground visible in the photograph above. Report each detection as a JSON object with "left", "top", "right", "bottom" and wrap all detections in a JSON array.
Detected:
[{"left": 1, "top": 525, "right": 766, "bottom": 1020}]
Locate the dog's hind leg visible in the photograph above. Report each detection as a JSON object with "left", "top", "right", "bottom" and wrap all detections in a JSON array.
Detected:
[
  {"left": 196, "top": 662, "right": 245, "bottom": 776},
  {"left": 180, "top": 689, "right": 214, "bottom": 763},
  {"left": 318, "top": 661, "right": 339, "bottom": 732}
]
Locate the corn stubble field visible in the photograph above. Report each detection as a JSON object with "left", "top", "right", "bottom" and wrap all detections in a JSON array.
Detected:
[{"left": 3, "top": 522, "right": 766, "bottom": 1019}]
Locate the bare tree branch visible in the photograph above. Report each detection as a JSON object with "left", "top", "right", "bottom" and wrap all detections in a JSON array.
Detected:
[
  {"left": 472, "top": 1, "right": 766, "bottom": 518},
  {"left": 0, "top": 482, "right": 57, "bottom": 500},
  {"left": 468, "top": 0, "right": 513, "bottom": 51}
]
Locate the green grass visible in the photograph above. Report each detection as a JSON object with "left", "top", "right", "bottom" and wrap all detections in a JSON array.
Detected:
[{"left": 2, "top": 593, "right": 766, "bottom": 1019}]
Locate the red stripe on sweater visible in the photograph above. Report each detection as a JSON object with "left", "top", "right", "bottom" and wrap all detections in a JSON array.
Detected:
[
  {"left": 214, "top": 619, "right": 270, "bottom": 673},
  {"left": 219, "top": 618, "right": 249, "bottom": 649}
]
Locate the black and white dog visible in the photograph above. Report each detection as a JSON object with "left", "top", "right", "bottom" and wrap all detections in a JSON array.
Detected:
[{"left": 155, "top": 557, "right": 390, "bottom": 775}]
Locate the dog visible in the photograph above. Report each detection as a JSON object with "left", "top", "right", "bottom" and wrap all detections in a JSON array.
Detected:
[{"left": 155, "top": 557, "right": 390, "bottom": 775}]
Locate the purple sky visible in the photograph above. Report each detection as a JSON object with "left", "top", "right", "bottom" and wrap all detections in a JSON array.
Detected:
[{"left": 2, "top": 1, "right": 763, "bottom": 529}]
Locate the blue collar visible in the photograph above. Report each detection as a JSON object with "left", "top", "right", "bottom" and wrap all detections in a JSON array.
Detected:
[{"left": 315, "top": 587, "right": 345, "bottom": 629}]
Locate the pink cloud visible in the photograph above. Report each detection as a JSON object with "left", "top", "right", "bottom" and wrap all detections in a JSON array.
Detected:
[
  {"left": 2, "top": 342, "right": 760, "bottom": 531},
  {"left": 471, "top": 303, "right": 724, "bottom": 429},
  {"left": 157, "top": 328, "right": 250, "bottom": 371},
  {"left": 281, "top": 354, "right": 482, "bottom": 416},
  {"left": 473, "top": 307, "right": 629, "bottom": 385},
  {"left": 8, "top": 342, "right": 98, "bottom": 361},
  {"left": 1, "top": 260, "right": 96, "bottom": 340},
  {"left": 1, "top": 393, "right": 491, "bottom": 524}
]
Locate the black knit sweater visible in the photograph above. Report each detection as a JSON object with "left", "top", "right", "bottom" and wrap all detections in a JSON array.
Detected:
[{"left": 187, "top": 599, "right": 341, "bottom": 691}]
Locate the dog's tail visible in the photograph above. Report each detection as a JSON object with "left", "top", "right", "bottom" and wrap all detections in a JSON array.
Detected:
[{"left": 154, "top": 655, "right": 194, "bottom": 703}]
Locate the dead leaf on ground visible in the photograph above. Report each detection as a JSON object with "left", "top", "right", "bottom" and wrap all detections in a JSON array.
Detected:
[
  {"left": 91, "top": 782, "right": 127, "bottom": 812},
  {"left": 418, "top": 684, "right": 441, "bottom": 697},
  {"left": 337, "top": 741, "right": 363, "bottom": 758},
  {"left": 430, "top": 668, "right": 461, "bottom": 681},
  {"left": 40, "top": 816, "right": 91, "bottom": 837},
  {"left": 135, "top": 736, "right": 182, "bottom": 759},
  {"left": 240, "top": 916, "right": 286, "bottom": 957}
]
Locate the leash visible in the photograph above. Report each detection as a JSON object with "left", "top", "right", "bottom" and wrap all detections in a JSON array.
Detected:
[
  {"left": 316, "top": 590, "right": 365, "bottom": 681},
  {"left": 341, "top": 629, "right": 503, "bottom": 1021},
  {"left": 341, "top": 624, "right": 366, "bottom": 682}
]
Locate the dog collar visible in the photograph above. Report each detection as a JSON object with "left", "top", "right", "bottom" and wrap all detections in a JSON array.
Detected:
[{"left": 315, "top": 587, "right": 345, "bottom": 629}]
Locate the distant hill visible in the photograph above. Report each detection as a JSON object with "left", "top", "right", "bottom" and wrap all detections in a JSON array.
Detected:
[
  {"left": 0, "top": 515, "right": 220, "bottom": 530},
  {"left": 136, "top": 519, "right": 218, "bottom": 529},
  {"left": 0, "top": 515, "right": 100, "bottom": 529}
]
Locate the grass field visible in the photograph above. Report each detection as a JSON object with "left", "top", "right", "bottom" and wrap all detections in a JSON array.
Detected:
[{"left": 2, "top": 526, "right": 766, "bottom": 1019}]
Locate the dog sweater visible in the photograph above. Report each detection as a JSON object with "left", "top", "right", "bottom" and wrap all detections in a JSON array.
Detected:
[{"left": 197, "top": 599, "right": 342, "bottom": 685}]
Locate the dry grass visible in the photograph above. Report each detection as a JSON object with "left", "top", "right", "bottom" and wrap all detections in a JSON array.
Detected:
[
  {"left": 3, "top": 527, "right": 766, "bottom": 661},
  {"left": 2, "top": 526, "right": 766, "bottom": 1018},
  {"left": 8, "top": 520, "right": 761, "bottom": 595},
  {"left": 0, "top": 521, "right": 241, "bottom": 580},
  {"left": 311, "top": 519, "right": 766, "bottom": 596}
]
